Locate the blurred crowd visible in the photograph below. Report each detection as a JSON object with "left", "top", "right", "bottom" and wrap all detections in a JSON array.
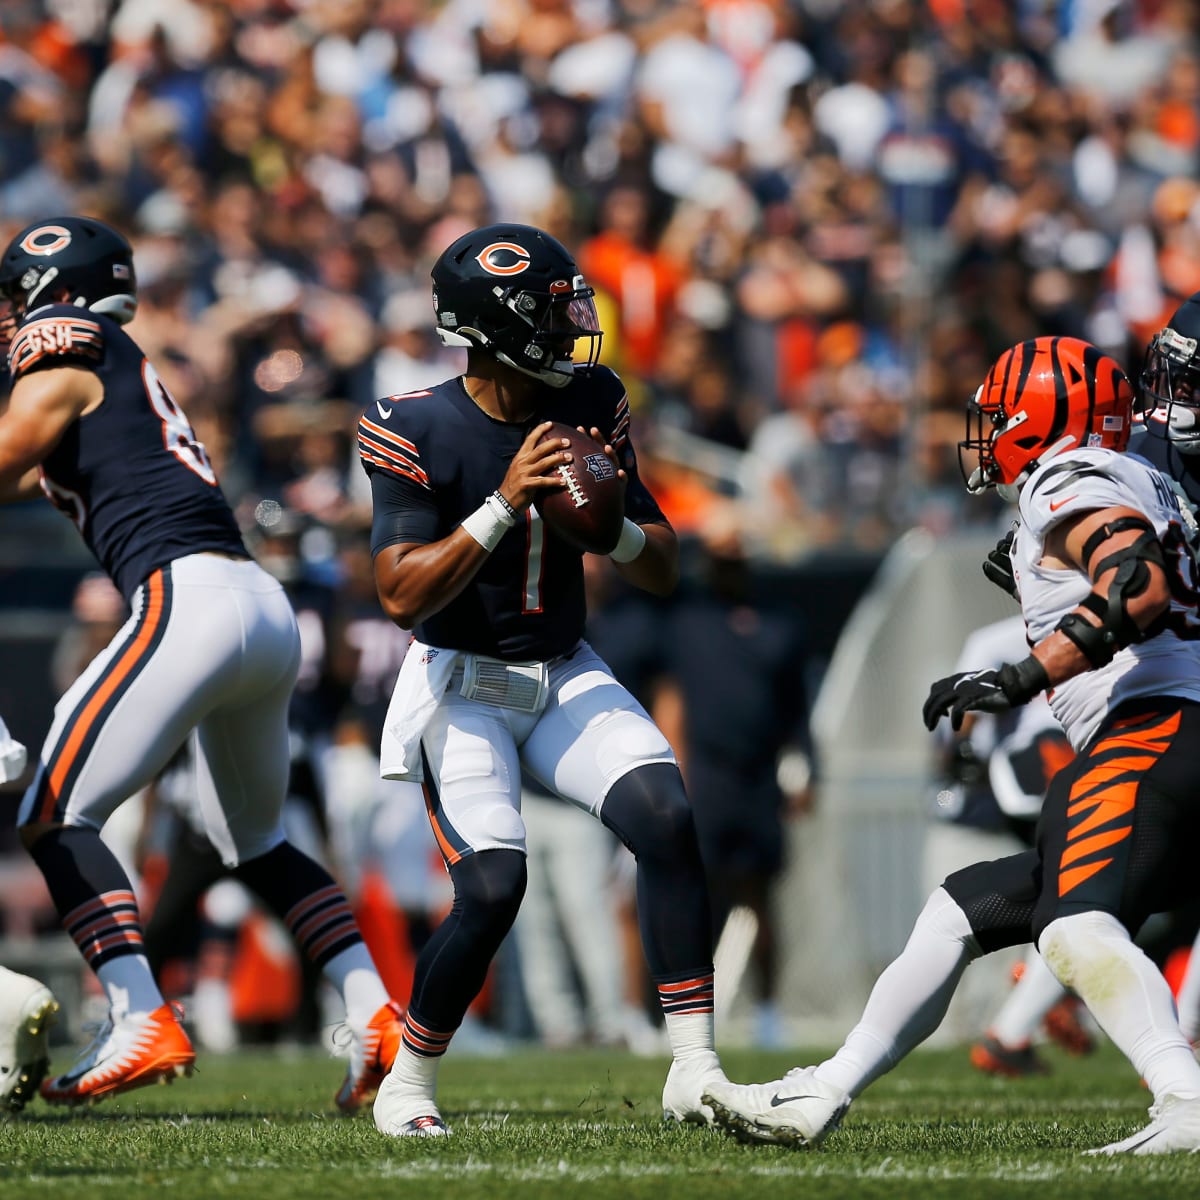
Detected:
[
  {"left": 3, "top": 0, "right": 1199, "bottom": 560},
  {"left": 3, "top": 0, "right": 1200, "bottom": 1047}
]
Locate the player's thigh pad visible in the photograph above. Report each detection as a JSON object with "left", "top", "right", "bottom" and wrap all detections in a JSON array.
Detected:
[
  {"left": 191, "top": 569, "right": 301, "bottom": 866},
  {"left": 521, "top": 643, "right": 676, "bottom": 816},
  {"left": 20, "top": 562, "right": 284, "bottom": 831},
  {"left": 421, "top": 693, "right": 528, "bottom": 860}
]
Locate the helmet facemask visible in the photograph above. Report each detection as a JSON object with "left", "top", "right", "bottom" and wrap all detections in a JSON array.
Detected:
[
  {"left": 1139, "top": 324, "right": 1200, "bottom": 453},
  {"left": 439, "top": 273, "right": 602, "bottom": 388}
]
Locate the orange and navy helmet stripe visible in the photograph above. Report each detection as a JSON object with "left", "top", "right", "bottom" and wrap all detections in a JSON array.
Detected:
[
  {"left": 31, "top": 568, "right": 172, "bottom": 823},
  {"left": 1056, "top": 709, "right": 1179, "bottom": 898}
]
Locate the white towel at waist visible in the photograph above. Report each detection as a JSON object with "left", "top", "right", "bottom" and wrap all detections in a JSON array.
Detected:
[
  {"left": 380, "top": 640, "right": 461, "bottom": 782},
  {"left": 0, "top": 715, "right": 27, "bottom": 784}
]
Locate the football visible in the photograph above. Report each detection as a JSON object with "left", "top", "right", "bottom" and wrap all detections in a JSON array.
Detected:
[{"left": 535, "top": 421, "right": 624, "bottom": 554}]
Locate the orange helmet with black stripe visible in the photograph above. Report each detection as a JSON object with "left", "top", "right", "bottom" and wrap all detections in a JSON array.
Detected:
[{"left": 960, "top": 337, "right": 1133, "bottom": 498}]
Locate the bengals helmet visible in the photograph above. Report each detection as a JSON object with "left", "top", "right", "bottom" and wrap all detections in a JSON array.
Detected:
[
  {"left": 430, "top": 223, "right": 601, "bottom": 388},
  {"left": 1139, "top": 292, "right": 1200, "bottom": 453},
  {"left": 961, "top": 337, "right": 1133, "bottom": 497}
]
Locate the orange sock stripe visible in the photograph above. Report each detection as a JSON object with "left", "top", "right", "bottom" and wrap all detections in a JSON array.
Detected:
[
  {"left": 402, "top": 1015, "right": 454, "bottom": 1058},
  {"left": 70, "top": 909, "right": 143, "bottom": 944},
  {"left": 306, "top": 919, "right": 362, "bottom": 960},
  {"left": 658, "top": 975, "right": 715, "bottom": 1015},
  {"left": 292, "top": 899, "right": 354, "bottom": 943},
  {"left": 63, "top": 890, "right": 138, "bottom": 928},
  {"left": 284, "top": 884, "right": 343, "bottom": 928}
]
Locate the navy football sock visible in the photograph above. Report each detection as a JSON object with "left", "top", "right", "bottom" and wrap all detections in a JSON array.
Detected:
[
  {"left": 406, "top": 848, "right": 527, "bottom": 1036},
  {"left": 600, "top": 763, "right": 714, "bottom": 979},
  {"left": 233, "top": 841, "right": 363, "bottom": 970},
  {"left": 26, "top": 826, "right": 148, "bottom": 971}
]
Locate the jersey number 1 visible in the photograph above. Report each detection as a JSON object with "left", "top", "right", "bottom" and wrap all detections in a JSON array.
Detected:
[{"left": 142, "top": 360, "right": 217, "bottom": 485}]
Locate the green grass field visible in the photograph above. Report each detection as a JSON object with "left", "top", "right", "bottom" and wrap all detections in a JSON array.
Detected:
[{"left": 3, "top": 1042, "right": 1199, "bottom": 1199}]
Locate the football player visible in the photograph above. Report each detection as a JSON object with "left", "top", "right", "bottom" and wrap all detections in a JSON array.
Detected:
[
  {"left": 0, "top": 217, "right": 403, "bottom": 1109},
  {"left": 362, "top": 223, "right": 729, "bottom": 1136},
  {"left": 702, "top": 337, "right": 1200, "bottom": 1155}
]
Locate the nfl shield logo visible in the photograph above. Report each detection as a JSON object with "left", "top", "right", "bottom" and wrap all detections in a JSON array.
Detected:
[{"left": 583, "top": 453, "right": 614, "bottom": 481}]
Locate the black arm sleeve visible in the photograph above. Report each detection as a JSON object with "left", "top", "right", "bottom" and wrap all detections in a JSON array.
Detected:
[{"left": 368, "top": 467, "right": 440, "bottom": 556}]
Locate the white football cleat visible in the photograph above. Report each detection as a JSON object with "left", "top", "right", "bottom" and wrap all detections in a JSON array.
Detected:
[
  {"left": 1085, "top": 1095, "right": 1200, "bottom": 1155},
  {"left": 703, "top": 1065, "right": 850, "bottom": 1147},
  {"left": 0, "top": 967, "right": 59, "bottom": 1113},
  {"left": 373, "top": 1069, "right": 451, "bottom": 1138},
  {"left": 661, "top": 1049, "right": 727, "bottom": 1126}
]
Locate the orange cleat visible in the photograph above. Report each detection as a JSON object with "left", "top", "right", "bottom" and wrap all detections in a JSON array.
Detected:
[
  {"left": 41, "top": 1002, "right": 194, "bottom": 1106},
  {"left": 1042, "top": 994, "right": 1096, "bottom": 1056},
  {"left": 335, "top": 1000, "right": 404, "bottom": 1112},
  {"left": 969, "top": 1033, "right": 1049, "bottom": 1078}
]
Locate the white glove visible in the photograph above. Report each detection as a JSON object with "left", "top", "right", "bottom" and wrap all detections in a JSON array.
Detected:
[{"left": 0, "top": 715, "right": 27, "bottom": 784}]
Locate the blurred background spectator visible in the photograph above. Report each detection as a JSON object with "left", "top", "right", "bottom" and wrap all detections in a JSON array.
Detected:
[{"left": 3, "top": 0, "right": 1200, "bottom": 1049}]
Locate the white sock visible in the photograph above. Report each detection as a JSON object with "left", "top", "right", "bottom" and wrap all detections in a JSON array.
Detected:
[
  {"left": 97, "top": 954, "right": 164, "bottom": 1018},
  {"left": 1175, "top": 926, "right": 1200, "bottom": 1044},
  {"left": 322, "top": 945, "right": 389, "bottom": 1031},
  {"left": 1040, "top": 911, "right": 1200, "bottom": 1102},
  {"left": 815, "top": 887, "right": 979, "bottom": 1099},
  {"left": 990, "top": 945, "right": 1068, "bottom": 1046},
  {"left": 387, "top": 1044, "right": 441, "bottom": 1101},
  {"left": 664, "top": 1011, "right": 715, "bottom": 1061}
]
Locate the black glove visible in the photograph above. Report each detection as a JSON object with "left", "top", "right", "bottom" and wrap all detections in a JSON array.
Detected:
[
  {"left": 982, "top": 529, "right": 1018, "bottom": 599},
  {"left": 922, "top": 657, "right": 1050, "bottom": 732}
]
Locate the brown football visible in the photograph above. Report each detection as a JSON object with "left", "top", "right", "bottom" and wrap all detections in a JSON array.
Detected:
[{"left": 535, "top": 421, "right": 624, "bottom": 554}]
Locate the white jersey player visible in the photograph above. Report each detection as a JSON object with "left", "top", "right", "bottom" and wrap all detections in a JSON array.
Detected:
[{"left": 703, "top": 336, "right": 1200, "bottom": 1156}]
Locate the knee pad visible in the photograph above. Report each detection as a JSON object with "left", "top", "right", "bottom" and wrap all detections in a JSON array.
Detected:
[
  {"left": 599, "top": 763, "right": 696, "bottom": 861},
  {"left": 1036, "top": 909, "right": 1128, "bottom": 989}
]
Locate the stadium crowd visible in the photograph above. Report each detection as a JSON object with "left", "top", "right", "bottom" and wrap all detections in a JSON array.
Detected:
[{"left": 2, "top": 0, "right": 1200, "bottom": 1051}]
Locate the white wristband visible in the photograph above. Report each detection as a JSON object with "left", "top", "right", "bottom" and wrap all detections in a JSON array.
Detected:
[
  {"left": 461, "top": 494, "right": 516, "bottom": 552},
  {"left": 610, "top": 518, "right": 646, "bottom": 563}
]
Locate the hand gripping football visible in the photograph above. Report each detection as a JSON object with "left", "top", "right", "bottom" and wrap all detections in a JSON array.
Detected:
[{"left": 536, "top": 421, "right": 624, "bottom": 554}]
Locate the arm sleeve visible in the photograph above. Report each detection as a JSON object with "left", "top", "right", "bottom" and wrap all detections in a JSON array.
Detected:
[{"left": 368, "top": 467, "right": 440, "bottom": 556}]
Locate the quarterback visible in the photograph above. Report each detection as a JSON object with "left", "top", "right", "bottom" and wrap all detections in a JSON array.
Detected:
[
  {"left": 703, "top": 337, "right": 1200, "bottom": 1155},
  {"left": 363, "top": 222, "right": 729, "bottom": 1136}
]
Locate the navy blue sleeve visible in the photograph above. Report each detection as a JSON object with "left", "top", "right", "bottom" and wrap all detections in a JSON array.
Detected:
[{"left": 368, "top": 468, "right": 439, "bottom": 556}]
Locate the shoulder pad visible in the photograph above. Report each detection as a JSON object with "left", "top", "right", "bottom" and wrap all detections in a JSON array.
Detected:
[
  {"left": 570, "top": 365, "right": 630, "bottom": 448},
  {"left": 358, "top": 390, "right": 433, "bottom": 489},
  {"left": 1019, "top": 449, "right": 1144, "bottom": 537},
  {"left": 8, "top": 305, "right": 105, "bottom": 381}
]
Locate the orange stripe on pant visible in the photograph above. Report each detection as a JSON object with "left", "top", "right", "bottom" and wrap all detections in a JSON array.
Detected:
[
  {"left": 1056, "top": 712, "right": 1180, "bottom": 899},
  {"left": 38, "top": 571, "right": 166, "bottom": 823},
  {"left": 423, "top": 781, "right": 463, "bottom": 867}
]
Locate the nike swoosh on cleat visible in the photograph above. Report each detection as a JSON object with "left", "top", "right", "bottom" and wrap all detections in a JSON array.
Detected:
[
  {"left": 376, "top": 401, "right": 392, "bottom": 419},
  {"left": 770, "top": 1093, "right": 823, "bottom": 1106}
]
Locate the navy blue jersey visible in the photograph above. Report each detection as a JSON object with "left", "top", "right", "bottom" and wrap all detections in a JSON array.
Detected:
[
  {"left": 360, "top": 365, "right": 668, "bottom": 660},
  {"left": 9, "top": 304, "right": 246, "bottom": 600},
  {"left": 1128, "top": 422, "right": 1200, "bottom": 513}
]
